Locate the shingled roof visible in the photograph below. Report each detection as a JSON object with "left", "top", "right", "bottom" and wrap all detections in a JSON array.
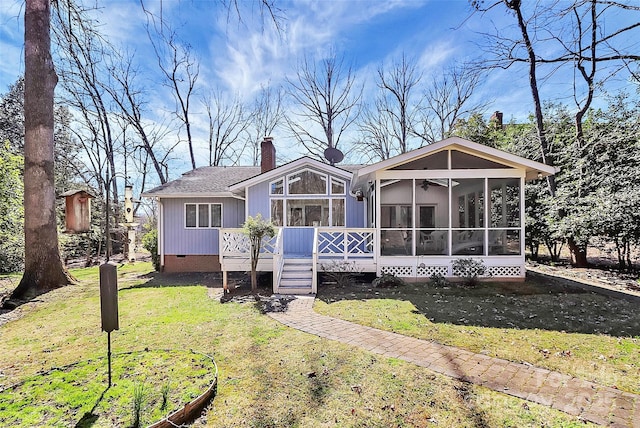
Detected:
[{"left": 142, "top": 166, "right": 261, "bottom": 197}]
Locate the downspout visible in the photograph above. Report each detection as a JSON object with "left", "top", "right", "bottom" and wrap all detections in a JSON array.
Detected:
[
  {"left": 375, "top": 177, "right": 381, "bottom": 276},
  {"left": 244, "top": 185, "right": 250, "bottom": 220},
  {"left": 520, "top": 174, "right": 526, "bottom": 277},
  {"left": 158, "top": 198, "right": 164, "bottom": 271}
]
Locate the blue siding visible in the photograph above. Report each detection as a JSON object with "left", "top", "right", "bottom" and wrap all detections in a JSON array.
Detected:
[
  {"left": 346, "top": 193, "right": 365, "bottom": 227},
  {"left": 283, "top": 228, "right": 314, "bottom": 255},
  {"left": 247, "top": 181, "right": 270, "bottom": 218},
  {"left": 161, "top": 167, "right": 365, "bottom": 257},
  {"left": 163, "top": 197, "right": 244, "bottom": 255}
]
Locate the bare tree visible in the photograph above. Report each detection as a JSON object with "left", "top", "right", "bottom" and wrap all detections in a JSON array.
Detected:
[
  {"left": 52, "top": 0, "right": 120, "bottom": 205},
  {"left": 10, "top": 0, "right": 73, "bottom": 302},
  {"left": 472, "top": 0, "right": 640, "bottom": 266},
  {"left": 418, "top": 63, "right": 489, "bottom": 144},
  {"left": 104, "top": 50, "right": 174, "bottom": 185},
  {"left": 286, "top": 52, "right": 363, "bottom": 161},
  {"left": 378, "top": 53, "right": 422, "bottom": 153},
  {"left": 202, "top": 90, "right": 250, "bottom": 166},
  {"left": 357, "top": 100, "right": 397, "bottom": 162},
  {"left": 246, "top": 84, "right": 285, "bottom": 165},
  {"left": 142, "top": 8, "right": 200, "bottom": 170},
  {"left": 358, "top": 54, "right": 422, "bottom": 161}
]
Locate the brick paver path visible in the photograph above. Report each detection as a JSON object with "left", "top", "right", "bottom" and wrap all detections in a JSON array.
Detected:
[{"left": 268, "top": 296, "right": 639, "bottom": 427}]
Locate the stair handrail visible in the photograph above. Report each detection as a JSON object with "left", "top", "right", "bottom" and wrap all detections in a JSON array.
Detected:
[
  {"left": 273, "top": 228, "right": 284, "bottom": 294},
  {"left": 312, "top": 227, "right": 319, "bottom": 293}
]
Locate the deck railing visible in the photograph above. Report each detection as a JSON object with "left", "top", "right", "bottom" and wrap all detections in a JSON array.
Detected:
[
  {"left": 311, "top": 228, "right": 319, "bottom": 293},
  {"left": 315, "top": 228, "right": 376, "bottom": 260},
  {"left": 272, "top": 228, "right": 284, "bottom": 293},
  {"left": 220, "top": 227, "right": 377, "bottom": 285},
  {"left": 220, "top": 228, "right": 279, "bottom": 258}
]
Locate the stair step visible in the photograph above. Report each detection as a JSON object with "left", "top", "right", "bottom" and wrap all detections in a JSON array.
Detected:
[
  {"left": 277, "top": 287, "right": 314, "bottom": 295},
  {"left": 280, "top": 275, "right": 312, "bottom": 284},
  {"left": 280, "top": 278, "right": 312, "bottom": 287},
  {"left": 277, "top": 258, "right": 313, "bottom": 294},
  {"left": 283, "top": 264, "right": 312, "bottom": 272}
]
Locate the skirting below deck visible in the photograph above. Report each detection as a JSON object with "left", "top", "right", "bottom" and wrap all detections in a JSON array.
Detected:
[{"left": 163, "top": 255, "right": 221, "bottom": 273}]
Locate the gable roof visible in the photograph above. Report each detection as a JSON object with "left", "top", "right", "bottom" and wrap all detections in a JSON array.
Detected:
[
  {"left": 228, "top": 156, "right": 360, "bottom": 192},
  {"left": 352, "top": 136, "right": 558, "bottom": 186},
  {"left": 141, "top": 166, "right": 261, "bottom": 198}
]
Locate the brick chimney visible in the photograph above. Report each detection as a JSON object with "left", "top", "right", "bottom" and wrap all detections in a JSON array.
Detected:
[
  {"left": 260, "top": 136, "right": 276, "bottom": 173},
  {"left": 490, "top": 111, "right": 503, "bottom": 129}
]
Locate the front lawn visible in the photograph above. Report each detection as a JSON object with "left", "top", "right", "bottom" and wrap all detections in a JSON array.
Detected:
[
  {"left": 315, "top": 276, "right": 640, "bottom": 395},
  {"left": 0, "top": 264, "right": 597, "bottom": 427}
]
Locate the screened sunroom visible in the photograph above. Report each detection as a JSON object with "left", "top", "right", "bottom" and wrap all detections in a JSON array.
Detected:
[{"left": 352, "top": 137, "right": 556, "bottom": 279}]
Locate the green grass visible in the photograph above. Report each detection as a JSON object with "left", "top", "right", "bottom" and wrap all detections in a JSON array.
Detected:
[
  {"left": 0, "top": 264, "right": 597, "bottom": 427},
  {"left": 0, "top": 350, "right": 213, "bottom": 427},
  {"left": 315, "top": 278, "right": 640, "bottom": 395}
]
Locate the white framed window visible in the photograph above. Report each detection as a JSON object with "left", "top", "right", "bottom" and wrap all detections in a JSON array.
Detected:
[
  {"left": 330, "top": 177, "right": 345, "bottom": 195},
  {"left": 287, "top": 169, "right": 328, "bottom": 195},
  {"left": 270, "top": 198, "right": 345, "bottom": 227},
  {"left": 185, "top": 203, "right": 222, "bottom": 228},
  {"left": 270, "top": 178, "right": 284, "bottom": 195}
]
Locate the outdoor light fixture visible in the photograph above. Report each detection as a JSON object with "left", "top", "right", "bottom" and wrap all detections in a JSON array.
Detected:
[{"left": 421, "top": 179, "right": 430, "bottom": 191}]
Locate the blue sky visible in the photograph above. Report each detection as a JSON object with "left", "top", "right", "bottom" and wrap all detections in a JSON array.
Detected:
[
  {"left": 1, "top": 0, "right": 638, "bottom": 176},
  {"left": 0, "top": 1, "right": 514, "bottom": 109}
]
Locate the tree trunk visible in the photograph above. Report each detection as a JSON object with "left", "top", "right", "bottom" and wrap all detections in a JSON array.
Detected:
[
  {"left": 10, "top": 0, "right": 74, "bottom": 302},
  {"left": 507, "top": 0, "right": 557, "bottom": 196},
  {"left": 251, "top": 246, "right": 258, "bottom": 292},
  {"left": 567, "top": 238, "right": 588, "bottom": 268}
]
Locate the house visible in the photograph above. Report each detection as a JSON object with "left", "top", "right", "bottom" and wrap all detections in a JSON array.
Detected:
[{"left": 142, "top": 136, "right": 556, "bottom": 294}]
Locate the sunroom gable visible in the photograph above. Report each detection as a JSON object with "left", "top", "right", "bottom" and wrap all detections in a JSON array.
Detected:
[
  {"left": 390, "top": 149, "right": 514, "bottom": 170},
  {"left": 228, "top": 157, "right": 354, "bottom": 194},
  {"left": 352, "top": 137, "right": 557, "bottom": 189}
]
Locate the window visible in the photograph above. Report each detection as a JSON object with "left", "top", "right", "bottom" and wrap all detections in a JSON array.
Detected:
[
  {"left": 331, "top": 177, "right": 345, "bottom": 195},
  {"left": 269, "top": 170, "right": 347, "bottom": 227},
  {"left": 419, "top": 206, "right": 435, "bottom": 228},
  {"left": 332, "top": 199, "right": 345, "bottom": 226},
  {"left": 287, "top": 199, "right": 328, "bottom": 226},
  {"left": 288, "top": 170, "right": 327, "bottom": 195},
  {"left": 489, "top": 178, "right": 521, "bottom": 255},
  {"left": 270, "top": 179, "right": 283, "bottom": 195},
  {"left": 380, "top": 205, "right": 412, "bottom": 228},
  {"left": 185, "top": 203, "right": 222, "bottom": 228},
  {"left": 489, "top": 178, "right": 520, "bottom": 227},
  {"left": 270, "top": 198, "right": 345, "bottom": 227},
  {"left": 452, "top": 178, "right": 484, "bottom": 228},
  {"left": 271, "top": 199, "right": 283, "bottom": 226}
]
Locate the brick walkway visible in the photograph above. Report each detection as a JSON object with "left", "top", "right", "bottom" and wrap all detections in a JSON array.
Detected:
[{"left": 268, "top": 296, "right": 639, "bottom": 428}]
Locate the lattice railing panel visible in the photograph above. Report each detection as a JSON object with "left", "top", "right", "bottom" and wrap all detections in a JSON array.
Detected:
[
  {"left": 222, "top": 231, "right": 277, "bottom": 255},
  {"left": 416, "top": 265, "right": 448, "bottom": 277},
  {"left": 346, "top": 232, "right": 374, "bottom": 254},
  {"left": 317, "top": 230, "right": 374, "bottom": 256},
  {"left": 487, "top": 265, "right": 522, "bottom": 277},
  {"left": 381, "top": 265, "right": 413, "bottom": 277},
  {"left": 222, "top": 232, "right": 250, "bottom": 254},
  {"left": 317, "top": 232, "right": 344, "bottom": 254}
]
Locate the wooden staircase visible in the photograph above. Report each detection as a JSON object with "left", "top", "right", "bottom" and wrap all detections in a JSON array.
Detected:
[{"left": 277, "top": 258, "right": 314, "bottom": 294}]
